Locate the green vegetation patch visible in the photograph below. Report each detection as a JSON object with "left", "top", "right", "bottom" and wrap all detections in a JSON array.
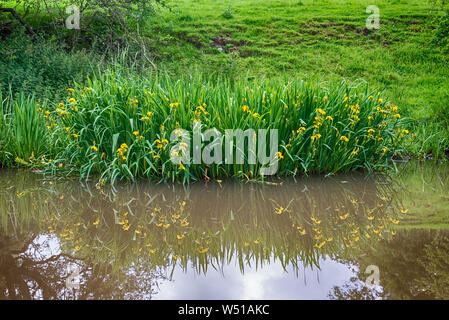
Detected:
[{"left": 2, "top": 69, "right": 408, "bottom": 183}]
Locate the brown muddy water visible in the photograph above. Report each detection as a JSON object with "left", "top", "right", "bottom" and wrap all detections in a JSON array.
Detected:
[{"left": 0, "top": 161, "right": 448, "bottom": 300}]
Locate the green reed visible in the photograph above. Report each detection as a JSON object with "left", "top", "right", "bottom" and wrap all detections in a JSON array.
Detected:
[
  {"left": 0, "top": 92, "right": 10, "bottom": 166},
  {"left": 11, "top": 69, "right": 408, "bottom": 183},
  {"left": 0, "top": 92, "right": 49, "bottom": 166},
  {"left": 59, "top": 72, "right": 408, "bottom": 182}
]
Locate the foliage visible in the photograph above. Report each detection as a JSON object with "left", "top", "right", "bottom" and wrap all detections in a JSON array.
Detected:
[
  {"left": 33, "top": 69, "right": 408, "bottom": 183},
  {"left": 0, "top": 32, "right": 95, "bottom": 100},
  {"left": 0, "top": 0, "right": 160, "bottom": 22},
  {"left": 0, "top": 92, "right": 48, "bottom": 165},
  {"left": 0, "top": 92, "right": 12, "bottom": 166},
  {"left": 11, "top": 93, "right": 48, "bottom": 160},
  {"left": 402, "top": 121, "right": 449, "bottom": 159}
]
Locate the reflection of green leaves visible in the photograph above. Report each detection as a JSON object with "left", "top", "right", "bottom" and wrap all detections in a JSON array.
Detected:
[
  {"left": 417, "top": 236, "right": 449, "bottom": 299},
  {"left": 0, "top": 171, "right": 403, "bottom": 277},
  {"left": 394, "top": 161, "right": 449, "bottom": 229},
  {"left": 335, "top": 229, "right": 449, "bottom": 300}
]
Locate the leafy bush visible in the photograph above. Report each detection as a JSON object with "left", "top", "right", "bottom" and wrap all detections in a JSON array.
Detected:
[
  {"left": 0, "top": 32, "right": 95, "bottom": 100},
  {"left": 0, "top": 0, "right": 159, "bottom": 21}
]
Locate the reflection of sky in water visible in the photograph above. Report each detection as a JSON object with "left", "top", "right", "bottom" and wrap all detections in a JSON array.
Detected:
[
  {"left": 155, "top": 257, "right": 358, "bottom": 300},
  {"left": 23, "top": 234, "right": 365, "bottom": 300},
  {"left": 25, "top": 234, "right": 61, "bottom": 260}
]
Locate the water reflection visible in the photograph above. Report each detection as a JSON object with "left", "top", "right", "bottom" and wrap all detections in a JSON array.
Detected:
[{"left": 0, "top": 161, "right": 448, "bottom": 300}]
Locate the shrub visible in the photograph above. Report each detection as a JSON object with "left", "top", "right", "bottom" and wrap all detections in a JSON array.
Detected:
[
  {"left": 0, "top": 32, "right": 95, "bottom": 100},
  {"left": 0, "top": 0, "right": 159, "bottom": 22}
]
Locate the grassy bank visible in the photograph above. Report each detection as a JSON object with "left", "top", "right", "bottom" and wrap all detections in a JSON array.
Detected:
[
  {"left": 0, "top": 0, "right": 448, "bottom": 181},
  {"left": 148, "top": 0, "right": 448, "bottom": 121}
]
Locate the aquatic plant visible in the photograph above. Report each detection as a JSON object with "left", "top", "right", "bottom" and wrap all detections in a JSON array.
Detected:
[{"left": 36, "top": 70, "right": 408, "bottom": 183}]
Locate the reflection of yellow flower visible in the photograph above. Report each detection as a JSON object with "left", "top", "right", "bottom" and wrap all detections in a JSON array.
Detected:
[
  {"left": 181, "top": 220, "right": 190, "bottom": 227},
  {"left": 198, "top": 247, "right": 209, "bottom": 254},
  {"left": 390, "top": 218, "right": 400, "bottom": 224},
  {"left": 314, "top": 241, "right": 326, "bottom": 249},
  {"left": 339, "top": 213, "right": 349, "bottom": 220},
  {"left": 275, "top": 206, "right": 285, "bottom": 215},
  {"left": 311, "top": 216, "right": 321, "bottom": 224}
]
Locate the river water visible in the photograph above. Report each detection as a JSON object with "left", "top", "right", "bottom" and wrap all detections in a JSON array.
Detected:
[{"left": 0, "top": 161, "right": 448, "bottom": 299}]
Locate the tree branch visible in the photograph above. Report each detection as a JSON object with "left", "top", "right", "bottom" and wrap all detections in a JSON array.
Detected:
[{"left": 0, "top": 8, "right": 36, "bottom": 35}]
